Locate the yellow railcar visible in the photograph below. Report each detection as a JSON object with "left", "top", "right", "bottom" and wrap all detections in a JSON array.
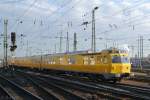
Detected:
[{"left": 9, "top": 48, "right": 131, "bottom": 82}]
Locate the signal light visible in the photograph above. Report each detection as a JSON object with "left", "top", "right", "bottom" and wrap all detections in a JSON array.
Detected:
[
  {"left": 10, "top": 32, "right": 17, "bottom": 52},
  {"left": 11, "top": 32, "right": 16, "bottom": 45}
]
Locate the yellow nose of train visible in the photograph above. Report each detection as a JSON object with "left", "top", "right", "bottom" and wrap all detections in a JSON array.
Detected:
[{"left": 111, "top": 63, "right": 131, "bottom": 74}]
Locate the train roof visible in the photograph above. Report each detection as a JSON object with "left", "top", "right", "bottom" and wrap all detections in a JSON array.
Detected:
[
  {"left": 28, "top": 50, "right": 101, "bottom": 57},
  {"left": 14, "top": 48, "right": 128, "bottom": 59}
]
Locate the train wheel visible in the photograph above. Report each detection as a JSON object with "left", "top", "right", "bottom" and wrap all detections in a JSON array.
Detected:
[
  {"left": 111, "top": 79, "right": 117, "bottom": 83},
  {"left": 118, "top": 78, "right": 122, "bottom": 82},
  {"left": 99, "top": 75, "right": 106, "bottom": 82}
]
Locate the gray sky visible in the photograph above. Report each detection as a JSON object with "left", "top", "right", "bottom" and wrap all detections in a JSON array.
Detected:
[{"left": 0, "top": 0, "right": 150, "bottom": 57}]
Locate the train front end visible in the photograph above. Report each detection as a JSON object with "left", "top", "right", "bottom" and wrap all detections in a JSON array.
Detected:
[{"left": 110, "top": 50, "right": 131, "bottom": 81}]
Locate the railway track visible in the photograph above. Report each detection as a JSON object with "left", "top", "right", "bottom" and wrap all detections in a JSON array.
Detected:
[
  {"left": 88, "top": 81, "right": 150, "bottom": 98},
  {"left": 20, "top": 70, "right": 150, "bottom": 100},
  {"left": 42, "top": 75, "right": 150, "bottom": 100},
  {"left": 0, "top": 69, "right": 92, "bottom": 100},
  {"left": 0, "top": 74, "right": 42, "bottom": 100},
  {"left": 130, "top": 75, "right": 150, "bottom": 82},
  {"left": 16, "top": 70, "right": 115, "bottom": 100},
  {"left": 0, "top": 84, "right": 13, "bottom": 100},
  {"left": 69, "top": 74, "right": 150, "bottom": 98},
  {"left": 116, "top": 82, "right": 150, "bottom": 89},
  {"left": 1, "top": 69, "right": 150, "bottom": 100},
  {"left": 11, "top": 73, "right": 60, "bottom": 100},
  {"left": 132, "top": 68, "right": 150, "bottom": 74},
  {"left": 15, "top": 71, "right": 86, "bottom": 100}
]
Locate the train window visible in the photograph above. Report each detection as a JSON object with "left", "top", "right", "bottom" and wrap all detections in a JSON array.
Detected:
[
  {"left": 53, "top": 59, "right": 56, "bottom": 64},
  {"left": 68, "top": 57, "right": 76, "bottom": 64},
  {"left": 90, "top": 56, "right": 95, "bottom": 65},
  {"left": 51, "top": 58, "right": 55, "bottom": 64},
  {"left": 59, "top": 57, "right": 63, "bottom": 64},
  {"left": 71, "top": 57, "right": 76, "bottom": 64},
  {"left": 84, "top": 56, "right": 88, "bottom": 65},
  {"left": 53, "top": 61, "right": 56, "bottom": 64},
  {"left": 68, "top": 58, "right": 71, "bottom": 64},
  {"left": 100, "top": 58, "right": 103, "bottom": 63},
  {"left": 97, "top": 56, "right": 103, "bottom": 63},
  {"left": 48, "top": 61, "right": 51, "bottom": 64},
  {"left": 103, "top": 56, "right": 108, "bottom": 64},
  {"left": 48, "top": 58, "right": 51, "bottom": 64}
]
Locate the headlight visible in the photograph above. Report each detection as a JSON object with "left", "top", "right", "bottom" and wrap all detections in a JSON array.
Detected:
[{"left": 130, "top": 73, "right": 134, "bottom": 77}]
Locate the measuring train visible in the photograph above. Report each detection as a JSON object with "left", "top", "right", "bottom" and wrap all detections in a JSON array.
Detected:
[{"left": 9, "top": 48, "right": 131, "bottom": 83}]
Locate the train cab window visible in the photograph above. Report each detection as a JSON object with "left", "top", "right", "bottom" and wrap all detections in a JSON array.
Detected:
[{"left": 112, "top": 56, "right": 129, "bottom": 63}]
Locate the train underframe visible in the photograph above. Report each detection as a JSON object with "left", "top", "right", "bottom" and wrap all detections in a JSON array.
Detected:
[{"left": 10, "top": 65, "right": 130, "bottom": 83}]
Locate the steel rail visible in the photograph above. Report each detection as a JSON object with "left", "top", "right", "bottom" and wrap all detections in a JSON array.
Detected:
[
  {"left": 130, "top": 75, "right": 150, "bottom": 82},
  {"left": 59, "top": 74, "right": 150, "bottom": 99},
  {"left": 17, "top": 70, "right": 86, "bottom": 100},
  {"left": 17, "top": 69, "right": 150, "bottom": 100},
  {"left": 40, "top": 76, "right": 121, "bottom": 100},
  {"left": 0, "top": 74, "right": 42, "bottom": 100},
  {"left": 27, "top": 77, "right": 60, "bottom": 100},
  {"left": 19, "top": 70, "right": 121, "bottom": 100},
  {"left": 0, "top": 84, "right": 14, "bottom": 100},
  {"left": 88, "top": 81, "right": 150, "bottom": 98},
  {"left": 61, "top": 74, "right": 150, "bottom": 96},
  {"left": 116, "top": 82, "right": 150, "bottom": 90},
  {"left": 36, "top": 77, "right": 86, "bottom": 100},
  {"left": 38, "top": 74, "right": 150, "bottom": 100},
  {"left": 23, "top": 71, "right": 132, "bottom": 100},
  {"left": 14, "top": 71, "right": 59, "bottom": 100},
  {"left": 16, "top": 71, "right": 60, "bottom": 100}
]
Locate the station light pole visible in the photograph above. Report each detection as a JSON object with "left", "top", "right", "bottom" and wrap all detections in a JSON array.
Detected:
[
  {"left": 92, "top": 6, "right": 99, "bottom": 53},
  {"left": 73, "top": 33, "right": 77, "bottom": 52},
  {"left": 59, "top": 31, "right": 63, "bottom": 53},
  {"left": 137, "top": 36, "right": 143, "bottom": 70},
  {"left": 3, "top": 19, "right": 8, "bottom": 68},
  {"left": 66, "top": 32, "right": 69, "bottom": 52},
  {"left": 36, "top": 49, "right": 43, "bottom": 69}
]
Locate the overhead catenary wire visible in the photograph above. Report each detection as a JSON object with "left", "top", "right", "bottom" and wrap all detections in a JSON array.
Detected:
[
  {"left": 30, "top": 0, "right": 84, "bottom": 41},
  {"left": 9, "top": 0, "right": 146, "bottom": 39},
  {"left": 0, "top": 0, "right": 25, "bottom": 4},
  {"left": 18, "top": 0, "right": 77, "bottom": 43},
  {"left": 3, "top": 0, "right": 146, "bottom": 34},
  {"left": 45, "top": 0, "right": 74, "bottom": 19},
  {"left": 10, "top": 0, "right": 38, "bottom": 31},
  {"left": 2, "top": 0, "right": 150, "bottom": 55}
]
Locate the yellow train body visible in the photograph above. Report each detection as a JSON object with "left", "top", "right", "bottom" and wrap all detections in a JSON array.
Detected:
[{"left": 9, "top": 49, "right": 131, "bottom": 81}]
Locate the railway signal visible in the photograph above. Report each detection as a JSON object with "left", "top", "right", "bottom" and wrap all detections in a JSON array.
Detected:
[{"left": 10, "top": 32, "right": 17, "bottom": 52}]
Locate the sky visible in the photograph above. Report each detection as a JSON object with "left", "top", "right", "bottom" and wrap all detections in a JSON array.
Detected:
[{"left": 0, "top": 0, "right": 150, "bottom": 58}]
